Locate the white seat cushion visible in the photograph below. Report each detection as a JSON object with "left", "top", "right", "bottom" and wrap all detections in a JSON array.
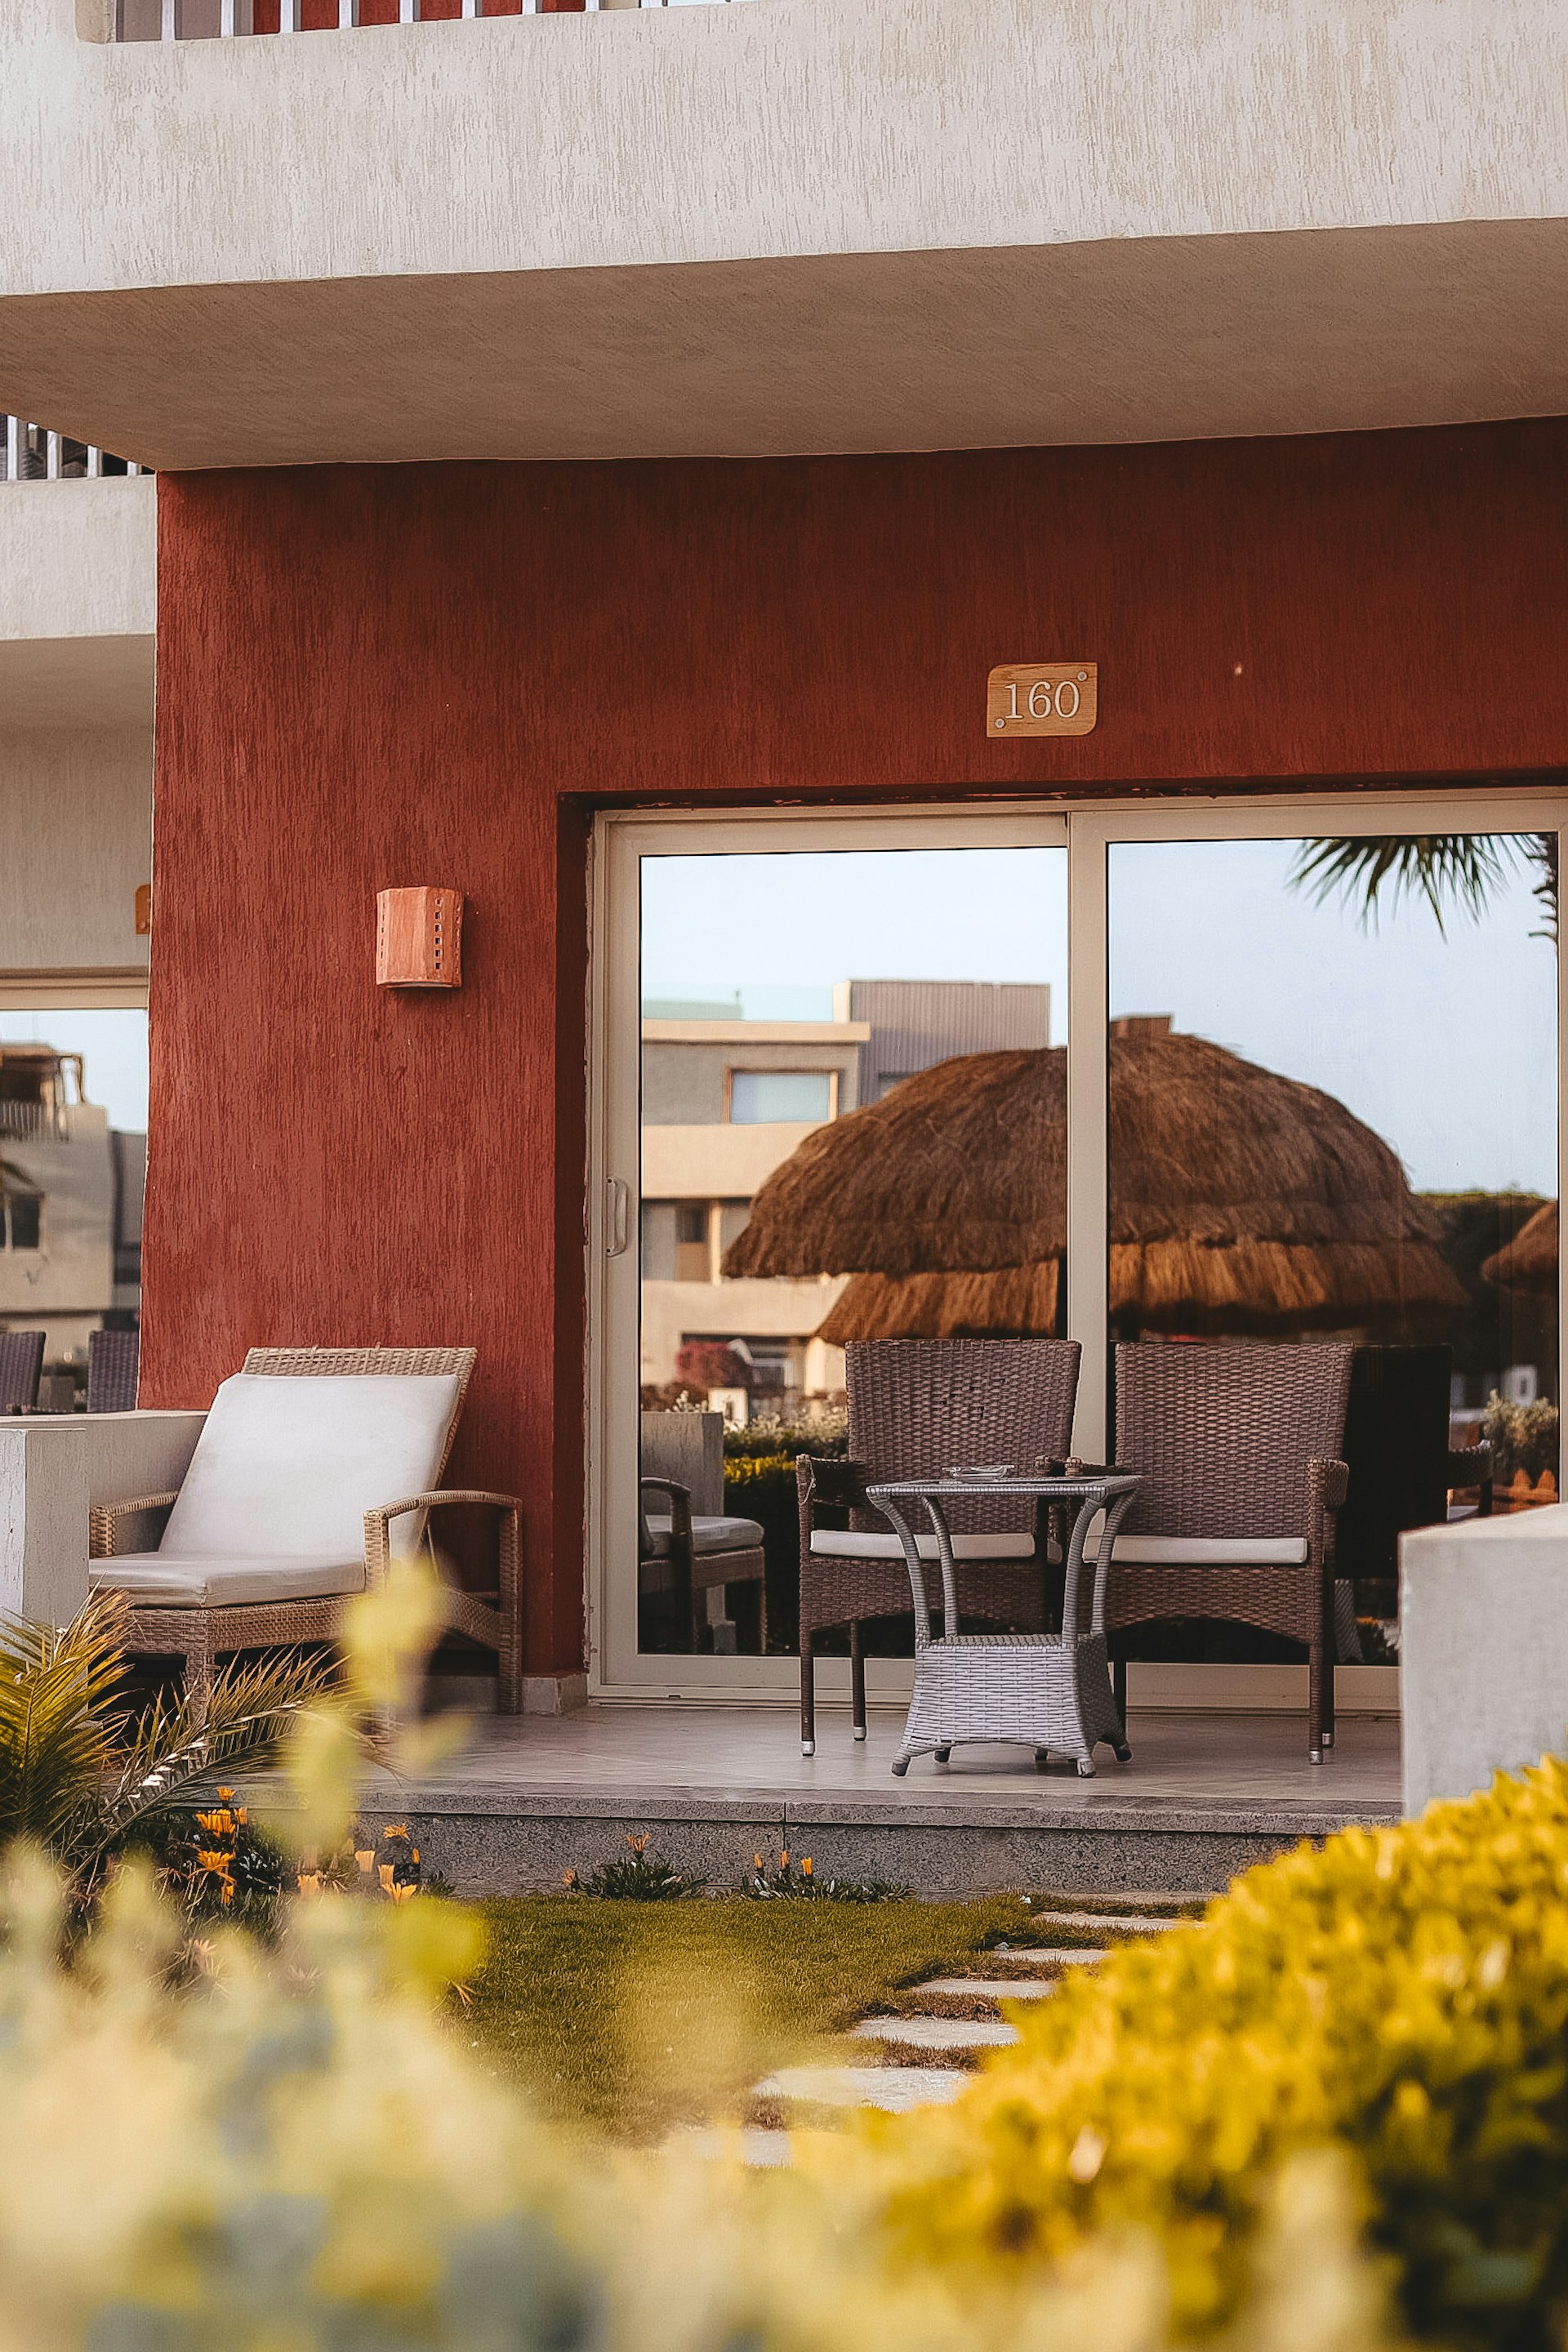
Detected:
[
  {"left": 644, "top": 1513, "right": 764, "bottom": 1559},
  {"left": 1086, "top": 1534, "right": 1308, "bottom": 1566},
  {"left": 158, "top": 1371, "right": 462, "bottom": 1561},
  {"left": 91, "top": 1552, "right": 367, "bottom": 1608},
  {"left": 810, "top": 1530, "right": 1036, "bottom": 1562}
]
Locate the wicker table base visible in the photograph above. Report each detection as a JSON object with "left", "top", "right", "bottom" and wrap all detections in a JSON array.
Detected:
[{"left": 870, "top": 1472, "right": 1142, "bottom": 1779}]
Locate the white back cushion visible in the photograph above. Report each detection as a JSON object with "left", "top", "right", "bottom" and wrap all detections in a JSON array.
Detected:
[{"left": 159, "top": 1372, "right": 462, "bottom": 1560}]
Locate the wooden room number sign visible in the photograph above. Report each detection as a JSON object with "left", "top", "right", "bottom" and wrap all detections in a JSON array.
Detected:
[{"left": 987, "top": 662, "right": 1098, "bottom": 736}]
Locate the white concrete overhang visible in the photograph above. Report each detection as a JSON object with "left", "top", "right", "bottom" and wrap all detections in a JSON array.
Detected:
[
  {"left": 2, "top": 0, "right": 1567, "bottom": 466},
  {"left": 0, "top": 479, "right": 155, "bottom": 727}
]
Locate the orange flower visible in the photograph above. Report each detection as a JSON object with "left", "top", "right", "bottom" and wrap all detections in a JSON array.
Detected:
[
  {"left": 382, "top": 1825, "right": 410, "bottom": 1842},
  {"left": 378, "top": 1864, "right": 396, "bottom": 1892},
  {"left": 355, "top": 1850, "right": 376, "bottom": 1874},
  {"left": 389, "top": 1881, "right": 419, "bottom": 1904},
  {"left": 754, "top": 1855, "right": 763, "bottom": 1870},
  {"left": 296, "top": 1873, "right": 323, "bottom": 1896},
  {"left": 801, "top": 1857, "right": 813, "bottom": 1878},
  {"left": 216, "top": 1788, "right": 235, "bottom": 1802}
]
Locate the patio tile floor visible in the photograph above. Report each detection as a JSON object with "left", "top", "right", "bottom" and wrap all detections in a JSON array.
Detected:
[{"left": 330, "top": 1704, "right": 1402, "bottom": 1899}]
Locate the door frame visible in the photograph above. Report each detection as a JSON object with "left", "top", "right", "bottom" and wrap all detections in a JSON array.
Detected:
[{"left": 587, "top": 788, "right": 1567, "bottom": 1701}]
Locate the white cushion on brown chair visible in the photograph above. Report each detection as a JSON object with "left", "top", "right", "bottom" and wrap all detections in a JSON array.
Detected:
[
  {"left": 810, "top": 1530, "right": 1036, "bottom": 1562},
  {"left": 1086, "top": 1533, "right": 1308, "bottom": 1565},
  {"left": 91, "top": 1552, "right": 367, "bottom": 1607},
  {"left": 644, "top": 1513, "right": 764, "bottom": 1558},
  {"left": 154, "top": 1371, "right": 463, "bottom": 1561}
]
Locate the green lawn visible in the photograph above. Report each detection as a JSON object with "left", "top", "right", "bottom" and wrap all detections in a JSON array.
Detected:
[{"left": 462, "top": 1895, "right": 1039, "bottom": 2142}]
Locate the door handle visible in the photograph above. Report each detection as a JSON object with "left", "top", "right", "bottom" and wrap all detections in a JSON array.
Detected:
[{"left": 605, "top": 1176, "right": 630, "bottom": 1258}]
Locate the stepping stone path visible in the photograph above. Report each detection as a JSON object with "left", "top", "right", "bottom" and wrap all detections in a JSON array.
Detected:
[{"left": 737, "top": 1895, "right": 1197, "bottom": 2156}]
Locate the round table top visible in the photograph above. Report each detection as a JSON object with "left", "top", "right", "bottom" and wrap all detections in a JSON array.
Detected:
[{"left": 866, "top": 1468, "right": 1143, "bottom": 1501}]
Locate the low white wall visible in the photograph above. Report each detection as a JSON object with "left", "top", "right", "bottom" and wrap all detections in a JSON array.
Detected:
[
  {"left": 1401, "top": 1504, "right": 1568, "bottom": 1815},
  {"left": 0, "top": 1408, "right": 206, "bottom": 1622}
]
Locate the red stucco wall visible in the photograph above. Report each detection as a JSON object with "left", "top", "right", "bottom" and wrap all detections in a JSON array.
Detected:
[{"left": 147, "top": 421, "right": 1568, "bottom": 1675}]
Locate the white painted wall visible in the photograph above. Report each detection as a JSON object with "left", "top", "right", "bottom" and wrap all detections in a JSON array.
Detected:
[
  {"left": 0, "top": 727, "right": 152, "bottom": 990},
  {"left": 2, "top": 0, "right": 1568, "bottom": 462},
  {"left": 0, "top": 477, "right": 154, "bottom": 645}
]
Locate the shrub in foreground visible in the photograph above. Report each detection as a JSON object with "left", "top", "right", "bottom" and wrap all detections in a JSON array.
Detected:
[
  {"left": 0, "top": 1846, "right": 1403, "bottom": 2352},
  {"left": 849, "top": 1754, "right": 1568, "bottom": 2351}
]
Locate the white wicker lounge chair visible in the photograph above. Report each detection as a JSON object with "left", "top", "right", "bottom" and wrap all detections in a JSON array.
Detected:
[{"left": 88, "top": 1345, "right": 521, "bottom": 1717}]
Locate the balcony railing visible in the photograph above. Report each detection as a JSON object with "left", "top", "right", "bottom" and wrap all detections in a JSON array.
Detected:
[
  {"left": 117, "top": 0, "right": 741, "bottom": 32},
  {"left": 2, "top": 419, "right": 143, "bottom": 481}
]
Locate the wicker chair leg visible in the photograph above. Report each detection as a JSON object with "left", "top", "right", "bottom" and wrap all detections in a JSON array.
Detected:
[
  {"left": 498, "top": 1503, "right": 523, "bottom": 1713},
  {"left": 1112, "top": 1655, "right": 1128, "bottom": 1723},
  {"left": 184, "top": 1629, "right": 215, "bottom": 1729},
  {"left": 849, "top": 1620, "right": 866, "bottom": 1742},
  {"left": 800, "top": 1637, "right": 816, "bottom": 1757},
  {"left": 1307, "top": 1638, "right": 1325, "bottom": 1766}
]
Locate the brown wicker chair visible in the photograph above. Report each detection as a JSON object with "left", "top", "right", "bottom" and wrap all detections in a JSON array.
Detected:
[
  {"left": 89, "top": 1345, "right": 522, "bottom": 1719},
  {"left": 0, "top": 1328, "right": 45, "bottom": 1414},
  {"left": 1105, "top": 1342, "right": 1353, "bottom": 1763},
  {"left": 87, "top": 1326, "right": 140, "bottom": 1414},
  {"left": 795, "top": 1338, "right": 1081, "bottom": 1755}
]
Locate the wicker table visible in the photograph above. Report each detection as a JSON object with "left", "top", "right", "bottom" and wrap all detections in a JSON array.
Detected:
[{"left": 867, "top": 1470, "right": 1143, "bottom": 1779}]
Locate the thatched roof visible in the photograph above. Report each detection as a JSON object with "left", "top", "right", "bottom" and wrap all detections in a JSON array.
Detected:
[
  {"left": 725, "top": 1030, "right": 1467, "bottom": 1335},
  {"left": 1481, "top": 1200, "right": 1558, "bottom": 1294}
]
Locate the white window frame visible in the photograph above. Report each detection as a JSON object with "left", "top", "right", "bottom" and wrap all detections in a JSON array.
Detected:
[{"left": 588, "top": 791, "right": 1566, "bottom": 1701}]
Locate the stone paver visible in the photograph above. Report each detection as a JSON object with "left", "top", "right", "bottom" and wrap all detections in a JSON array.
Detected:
[
  {"left": 755, "top": 2065, "right": 969, "bottom": 2112},
  {"left": 996, "top": 1944, "right": 1107, "bottom": 1967},
  {"left": 679, "top": 2126, "right": 794, "bottom": 2167},
  {"left": 1028, "top": 1909, "right": 1176, "bottom": 1935},
  {"left": 915, "top": 1976, "right": 1056, "bottom": 2001},
  {"left": 853, "top": 2015, "right": 1019, "bottom": 2051}
]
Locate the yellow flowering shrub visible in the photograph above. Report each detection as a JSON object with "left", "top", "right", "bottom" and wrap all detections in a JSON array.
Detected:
[{"left": 848, "top": 1755, "right": 1568, "bottom": 2350}]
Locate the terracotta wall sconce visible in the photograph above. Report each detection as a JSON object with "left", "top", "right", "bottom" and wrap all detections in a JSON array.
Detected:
[{"left": 376, "top": 887, "right": 463, "bottom": 989}]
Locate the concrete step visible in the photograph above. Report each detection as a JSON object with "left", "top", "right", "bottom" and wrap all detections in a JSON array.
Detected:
[
  {"left": 754, "top": 2065, "right": 969, "bottom": 2113},
  {"left": 853, "top": 2015, "right": 1020, "bottom": 2051}
]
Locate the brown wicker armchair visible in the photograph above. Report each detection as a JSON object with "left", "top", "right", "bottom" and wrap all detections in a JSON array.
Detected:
[
  {"left": 1104, "top": 1342, "right": 1354, "bottom": 1763},
  {"left": 89, "top": 1345, "right": 522, "bottom": 1719},
  {"left": 795, "top": 1338, "right": 1081, "bottom": 1755}
]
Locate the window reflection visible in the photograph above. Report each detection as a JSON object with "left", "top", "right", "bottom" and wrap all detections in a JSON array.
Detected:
[{"left": 1107, "top": 833, "right": 1558, "bottom": 1663}]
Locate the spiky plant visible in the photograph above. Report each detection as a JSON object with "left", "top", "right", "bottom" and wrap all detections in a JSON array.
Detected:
[
  {"left": 0, "top": 1588, "right": 334, "bottom": 1884},
  {"left": 1290, "top": 831, "right": 1557, "bottom": 942}
]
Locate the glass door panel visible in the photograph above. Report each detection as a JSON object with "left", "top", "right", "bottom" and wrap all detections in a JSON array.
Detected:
[
  {"left": 1105, "top": 830, "right": 1559, "bottom": 1662},
  {"left": 627, "top": 835, "right": 1068, "bottom": 1672}
]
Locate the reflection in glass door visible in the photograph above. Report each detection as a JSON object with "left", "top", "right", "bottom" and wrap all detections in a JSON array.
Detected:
[
  {"left": 593, "top": 800, "right": 1564, "bottom": 1700},
  {"left": 629, "top": 835, "right": 1068, "bottom": 1668},
  {"left": 1104, "top": 830, "right": 1558, "bottom": 1664}
]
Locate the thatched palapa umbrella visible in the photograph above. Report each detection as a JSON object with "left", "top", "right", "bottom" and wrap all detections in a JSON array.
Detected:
[
  {"left": 721, "top": 1027, "right": 1466, "bottom": 1339},
  {"left": 1481, "top": 1200, "right": 1559, "bottom": 1294}
]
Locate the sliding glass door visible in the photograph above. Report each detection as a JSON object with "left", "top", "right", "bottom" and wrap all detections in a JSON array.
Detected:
[
  {"left": 591, "top": 811, "right": 1069, "bottom": 1691},
  {"left": 590, "top": 795, "right": 1566, "bottom": 1698}
]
